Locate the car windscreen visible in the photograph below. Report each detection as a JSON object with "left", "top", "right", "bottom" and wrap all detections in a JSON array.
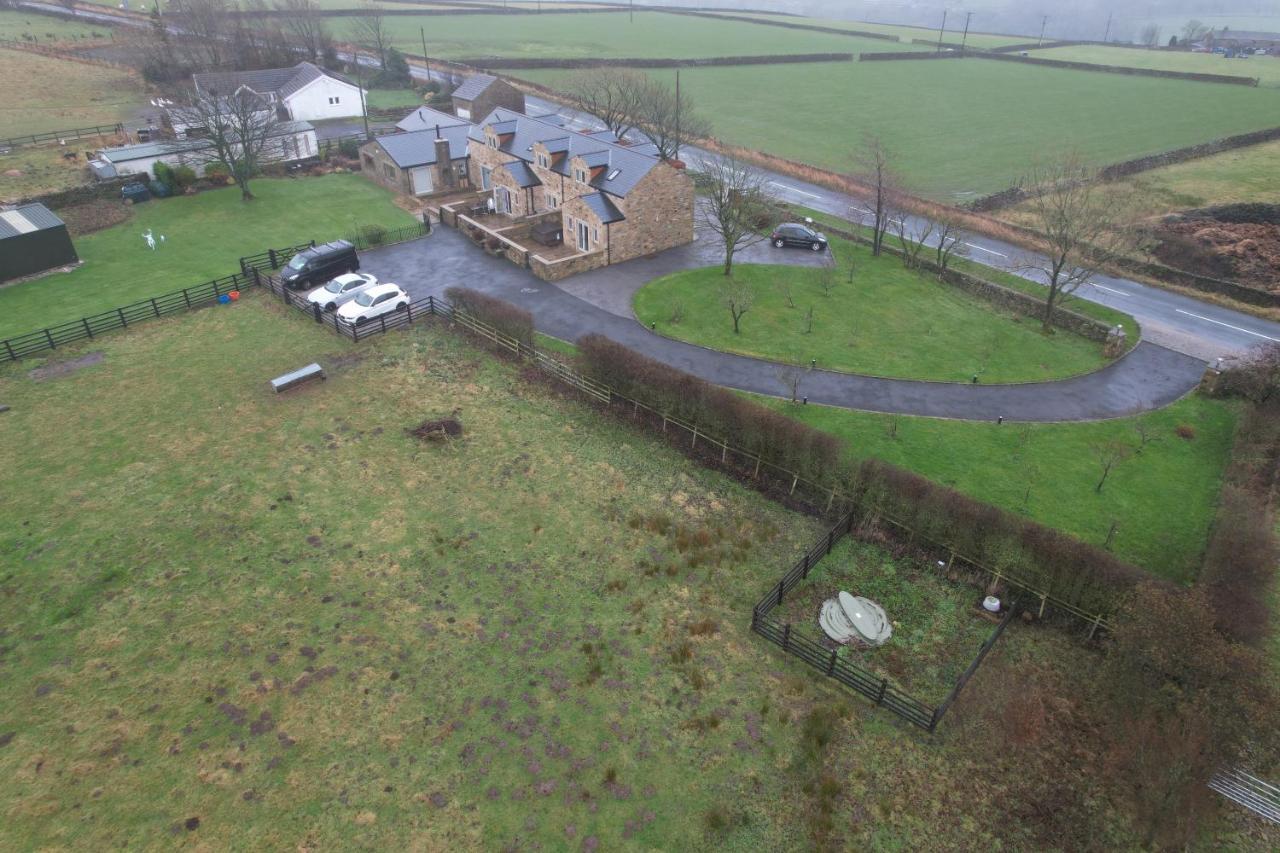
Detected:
[
  {"left": 354, "top": 291, "right": 377, "bottom": 307},
  {"left": 324, "top": 279, "right": 346, "bottom": 293},
  {"left": 286, "top": 255, "right": 309, "bottom": 270}
]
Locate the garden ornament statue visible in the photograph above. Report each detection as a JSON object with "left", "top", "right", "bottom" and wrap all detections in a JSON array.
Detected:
[{"left": 143, "top": 229, "right": 156, "bottom": 251}]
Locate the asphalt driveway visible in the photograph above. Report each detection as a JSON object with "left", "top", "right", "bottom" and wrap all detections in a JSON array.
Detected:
[{"left": 358, "top": 228, "right": 1206, "bottom": 423}]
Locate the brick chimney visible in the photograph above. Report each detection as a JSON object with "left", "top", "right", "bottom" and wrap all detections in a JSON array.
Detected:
[{"left": 434, "top": 125, "right": 455, "bottom": 190}]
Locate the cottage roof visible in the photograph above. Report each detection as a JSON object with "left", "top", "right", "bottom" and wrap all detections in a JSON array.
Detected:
[
  {"left": 98, "top": 121, "right": 315, "bottom": 163},
  {"left": 503, "top": 160, "right": 542, "bottom": 188},
  {"left": 0, "top": 203, "right": 65, "bottom": 239},
  {"left": 579, "top": 192, "right": 625, "bottom": 224},
  {"left": 395, "top": 105, "right": 471, "bottom": 134},
  {"left": 451, "top": 74, "right": 499, "bottom": 102},
  {"left": 192, "top": 62, "right": 357, "bottom": 101},
  {"left": 470, "top": 107, "right": 662, "bottom": 198},
  {"left": 374, "top": 125, "right": 471, "bottom": 168}
]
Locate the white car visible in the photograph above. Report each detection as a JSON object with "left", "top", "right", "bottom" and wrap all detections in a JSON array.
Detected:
[
  {"left": 307, "top": 272, "right": 378, "bottom": 311},
  {"left": 335, "top": 283, "right": 410, "bottom": 326}
]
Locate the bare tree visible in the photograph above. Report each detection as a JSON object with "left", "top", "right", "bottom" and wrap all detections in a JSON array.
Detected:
[
  {"left": 775, "top": 362, "right": 805, "bottom": 403},
  {"left": 934, "top": 213, "right": 969, "bottom": 275},
  {"left": 891, "top": 213, "right": 934, "bottom": 270},
  {"left": 697, "top": 156, "right": 773, "bottom": 277},
  {"left": 1015, "top": 155, "right": 1140, "bottom": 333},
  {"left": 852, "top": 134, "right": 896, "bottom": 256},
  {"left": 565, "top": 68, "right": 646, "bottom": 140},
  {"left": 277, "top": 0, "right": 329, "bottom": 61},
  {"left": 1092, "top": 439, "right": 1132, "bottom": 493},
  {"left": 1139, "top": 23, "right": 1161, "bottom": 47},
  {"left": 719, "top": 276, "right": 754, "bottom": 335},
  {"left": 1182, "top": 19, "right": 1209, "bottom": 44},
  {"left": 167, "top": 89, "right": 287, "bottom": 202},
  {"left": 1133, "top": 423, "right": 1161, "bottom": 454},
  {"left": 352, "top": 0, "right": 390, "bottom": 67},
  {"left": 632, "top": 75, "right": 710, "bottom": 162},
  {"left": 172, "top": 0, "right": 230, "bottom": 68}
]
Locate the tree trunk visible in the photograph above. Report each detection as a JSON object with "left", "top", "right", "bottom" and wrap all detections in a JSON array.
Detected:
[
  {"left": 1095, "top": 462, "right": 1112, "bottom": 493},
  {"left": 239, "top": 179, "right": 255, "bottom": 202},
  {"left": 723, "top": 246, "right": 734, "bottom": 277},
  {"left": 1041, "top": 282, "right": 1058, "bottom": 334},
  {"left": 731, "top": 310, "right": 741, "bottom": 334}
]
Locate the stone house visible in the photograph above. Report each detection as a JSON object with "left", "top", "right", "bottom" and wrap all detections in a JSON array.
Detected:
[
  {"left": 465, "top": 107, "right": 694, "bottom": 278},
  {"left": 359, "top": 122, "right": 472, "bottom": 198},
  {"left": 450, "top": 74, "right": 526, "bottom": 122}
]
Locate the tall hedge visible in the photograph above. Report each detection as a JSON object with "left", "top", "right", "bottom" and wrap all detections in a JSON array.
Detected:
[
  {"left": 853, "top": 459, "right": 1152, "bottom": 618},
  {"left": 576, "top": 333, "right": 843, "bottom": 483},
  {"left": 445, "top": 287, "right": 534, "bottom": 348}
]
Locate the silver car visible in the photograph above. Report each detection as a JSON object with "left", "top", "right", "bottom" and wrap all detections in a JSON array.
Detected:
[{"left": 307, "top": 272, "right": 379, "bottom": 311}]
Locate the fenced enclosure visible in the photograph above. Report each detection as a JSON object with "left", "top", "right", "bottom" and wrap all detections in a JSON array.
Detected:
[
  {"left": 0, "top": 122, "right": 124, "bottom": 150},
  {"left": 238, "top": 223, "right": 430, "bottom": 275}
]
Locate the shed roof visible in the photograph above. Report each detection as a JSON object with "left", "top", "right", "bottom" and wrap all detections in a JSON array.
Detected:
[
  {"left": 452, "top": 74, "right": 499, "bottom": 102},
  {"left": 0, "top": 203, "right": 65, "bottom": 239},
  {"left": 98, "top": 121, "right": 314, "bottom": 163},
  {"left": 578, "top": 192, "right": 625, "bottom": 224}
]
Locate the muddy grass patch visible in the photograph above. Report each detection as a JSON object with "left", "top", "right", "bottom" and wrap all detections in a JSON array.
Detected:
[{"left": 27, "top": 351, "right": 104, "bottom": 381}]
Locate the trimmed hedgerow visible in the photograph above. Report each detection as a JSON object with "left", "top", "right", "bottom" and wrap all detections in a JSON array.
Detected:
[
  {"left": 853, "top": 459, "right": 1153, "bottom": 618},
  {"left": 445, "top": 287, "right": 535, "bottom": 348},
  {"left": 577, "top": 333, "right": 842, "bottom": 484}
]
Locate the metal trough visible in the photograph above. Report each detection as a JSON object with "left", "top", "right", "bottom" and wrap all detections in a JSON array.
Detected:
[{"left": 270, "top": 362, "right": 325, "bottom": 393}]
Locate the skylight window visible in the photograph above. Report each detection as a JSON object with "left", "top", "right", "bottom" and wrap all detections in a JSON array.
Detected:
[{"left": 606, "top": 169, "right": 621, "bottom": 181}]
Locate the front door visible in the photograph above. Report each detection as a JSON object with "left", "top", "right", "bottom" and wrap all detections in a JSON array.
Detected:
[
  {"left": 576, "top": 220, "right": 589, "bottom": 252},
  {"left": 411, "top": 167, "right": 434, "bottom": 196},
  {"left": 494, "top": 187, "right": 511, "bottom": 214}
]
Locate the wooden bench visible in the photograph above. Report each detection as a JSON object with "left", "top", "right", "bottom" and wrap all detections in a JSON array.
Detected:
[{"left": 270, "top": 363, "right": 325, "bottom": 393}]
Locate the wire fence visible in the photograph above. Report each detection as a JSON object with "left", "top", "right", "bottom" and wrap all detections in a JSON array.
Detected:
[{"left": 0, "top": 122, "right": 124, "bottom": 150}]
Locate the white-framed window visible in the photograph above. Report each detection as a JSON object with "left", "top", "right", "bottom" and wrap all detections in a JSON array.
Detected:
[
  {"left": 594, "top": 227, "right": 600, "bottom": 242},
  {"left": 328, "top": 96, "right": 341, "bottom": 105},
  {"left": 573, "top": 167, "right": 587, "bottom": 183},
  {"left": 548, "top": 194, "right": 558, "bottom": 208},
  {"left": 536, "top": 152, "right": 549, "bottom": 168}
]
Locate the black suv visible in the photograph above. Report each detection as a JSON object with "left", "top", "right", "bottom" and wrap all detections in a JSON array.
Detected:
[
  {"left": 280, "top": 240, "right": 360, "bottom": 290},
  {"left": 771, "top": 223, "right": 828, "bottom": 252}
]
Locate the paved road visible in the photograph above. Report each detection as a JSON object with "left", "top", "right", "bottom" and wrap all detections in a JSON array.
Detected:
[{"left": 361, "top": 226, "right": 1206, "bottom": 422}]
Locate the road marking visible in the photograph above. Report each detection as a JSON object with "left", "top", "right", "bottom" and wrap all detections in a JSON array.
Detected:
[
  {"left": 767, "top": 181, "right": 821, "bottom": 199},
  {"left": 964, "top": 243, "right": 1008, "bottom": 258},
  {"left": 1091, "top": 284, "right": 1130, "bottom": 297},
  {"left": 1176, "top": 309, "right": 1280, "bottom": 341}
]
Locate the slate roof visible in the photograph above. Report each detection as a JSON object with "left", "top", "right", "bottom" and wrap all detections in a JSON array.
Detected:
[
  {"left": 193, "top": 62, "right": 357, "bottom": 101},
  {"left": 579, "top": 192, "right": 625, "bottom": 224},
  {"left": 372, "top": 125, "right": 472, "bottom": 168},
  {"left": 503, "top": 160, "right": 541, "bottom": 188},
  {"left": 1213, "top": 29, "right": 1280, "bottom": 41},
  {"left": 469, "top": 107, "right": 662, "bottom": 198},
  {"left": 395, "top": 105, "right": 471, "bottom": 134},
  {"left": 451, "top": 74, "right": 498, "bottom": 102},
  {"left": 0, "top": 203, "right": 65, "bottom": 239},
  {"left": 98, "top": 121, "right": 314, "bottom": 163}
]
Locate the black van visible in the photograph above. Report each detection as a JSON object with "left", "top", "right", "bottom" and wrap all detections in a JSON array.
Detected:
[{"left": 280, "top": 240, "right": 359, "bottom": 290}]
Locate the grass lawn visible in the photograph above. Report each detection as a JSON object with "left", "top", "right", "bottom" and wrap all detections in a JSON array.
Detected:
[
  {"left": 771, "top": 539, "right": 998, "bottom": 704},
  {"left": 633, "top": 236, "right": 1110, "bottom": 384},
  {"left": 1030, "top": 44, "right": 1280, "bottom": 88},
  {"left": 760, "top": 392, "right": 1236, "bottom": 583},
  {"left": 0, "top": 10, "right": 115, "bottom": 44},
  {"left": 0, "top": 175, "right": 416, "bottom": 340},
  {"left": 336, "top": 10, "right": 894, "bottom": 59},
  {"left": 515, "top": 60, "right": 1280, "bottom": 199},
  {"left": 0, "top": 141, "right": 107, "bottom": 201},
  {"left": 0, "top": 293, "right": 1145, "bottom": 849},
  {"left": 0, "top": 48, "right": 145, "bottom": 140},
  {"left": 365, "top": 87, "right": 424, "bottom": 111}
]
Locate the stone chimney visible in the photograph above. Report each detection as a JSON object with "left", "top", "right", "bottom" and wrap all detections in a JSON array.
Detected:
[{"left": 434, "top": 125, "right": 455, "bottom": 190}]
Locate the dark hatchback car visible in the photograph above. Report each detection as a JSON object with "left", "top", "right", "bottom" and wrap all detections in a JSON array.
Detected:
[
  {"left": 280, "top": 240, "right": 360, "bottom": 290},
  {"left": 771, "top": 222, "right": 828, "bottom": 252}
]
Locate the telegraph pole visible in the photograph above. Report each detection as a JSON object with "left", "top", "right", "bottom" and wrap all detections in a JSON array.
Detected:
[
  {"left": 674, "top": 69, "right": 681, "bottom": 161},
  {"left": 355, "top": 49, "right": 370, "bottom": 141},
  {"left": 960, "top": 11, "right": 972, "bottom": 52},
  {"left": 1037, "top": 15, "right": 1049, "bottom": 47},
  {"left": 936, "top": 9, "right": 948, "bottom": 52},
  {"left": 420, "top": 26, "right": 431, "bottom": 82},
  {"left": 630, "top": 0, "right": 634, "bottom": 24},
  {"left": 1103, "top": 13, "right": 1113, "bottom": 43}
]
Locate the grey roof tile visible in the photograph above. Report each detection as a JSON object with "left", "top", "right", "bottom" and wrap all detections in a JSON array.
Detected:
[
  {"left": 579, "top": 192, "right": 625, "bottom": 224},
  {"left": 452, "top": 74, "right": 497, "bottom": 102},
  {"left": 395, "top": 105, "right": 471, "bottom": 133},
  {"left": 373, "top": 125, "right": 471, "bottom": 168},
  {"left": 504, "top": 160, "right": 541, "bottom": 188}
]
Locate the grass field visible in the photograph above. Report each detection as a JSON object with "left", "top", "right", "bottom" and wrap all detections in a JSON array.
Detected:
[
  {"left": 702, "top": 10, "right": 1034, "bottom": 49},
  {"left": 0, "top": 10, "right": 115, "bottom": 44},
  {"left": 365, "top": 86, "right": 425, "bottom": 111},
  {"left": 0, "top": 48, "right": 144, "bottom": 140},
  {"left": 632, "top": 238, "right": 1110, "bottom": 384},
  {"left": 1030, "top": 43, "right": 1280, "bottom": 88},
  {"left": 760, "top": 392, "right": 1235, "bottom": 583},
  {"left": 514, "top": 59, "right": 1280, "bottom": 199},
  {"left": 0, "top": 140, "right": 108, "bottom": 201},
  {"left": 0, "top": 175, "right": 416, "bottom": 340},
  {"left": 0, "top": 293, "right": 1154, "bottom": 849},
  {"left": 336, "top": 10, "right": 899, "bottom": 59}
]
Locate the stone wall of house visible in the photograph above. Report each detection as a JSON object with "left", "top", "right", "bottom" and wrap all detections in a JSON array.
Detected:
[
  {"left": 604, "top": 161, "right": 695, "bottom": 263},
  {"left": 467, "top": 141, "right": 512, "bottom": 194},
  {"left": 456, "top": 78, "right": 526, "bottom": 122},
  {"left": 360, "top": 141, "right": 411, "bottom": 196}
]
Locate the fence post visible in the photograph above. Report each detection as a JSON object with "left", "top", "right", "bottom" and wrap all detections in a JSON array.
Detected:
[
  {"left": 427, "top": 294, "right": 435, "bottom": 316},
  {"left": 379, "top": 314, "right": 387, "bottom": 334},
  {"left": 662, "top": 415, "right": 667, "bottom": 433},
  {"left": 776, "top": 581, "right": 784, "bottom": 607},
  {"left": 268, "top": 248, "right": 277, "bottom": 269},
  {"left": 782, "top": 624, "right": 791, "bottom": 652},
  {"left": 3, "top": 340, "right": 14, "bottom": 361},
  {"left": 281, "top": 286, "right": 289, "bottom": 306},
  {"left": 351, "top": 322, "right": 360, "bottom": 342},
  {"left": 183, "top": 288, "right": 191, "bottom": 309},
  {"left": 44, "top": 329, "right": 55, "bottom": 350},
  {"left": 826, "top": 529, "right": 835, "bottom": 555},
  {"left": 1087, "top": 613, "right": 1102, "bottom": 641},
  {"left": 800, "top": 552, "right": 810, "bottom": 579},
  {"left": 825, "top": 488, "right": 835, "bottom": 514},
  {"left": 83, "top": 318, "right": 93, "bottom": 339},
  {"left": 876, "top": 678, "right": 888, "bottom": 705},
  {"left": 1039, "top": 593, "right": 1047, "bottom": 619},
  {"left": 252, "top": 268, "right": 261, "bottom": 289},
  {"left": 753, "top": 456, "right": 761, "bottom": 479},
  {"left": 720, "top": 441, "right": 728, "bottom": 463},
  {"left": 827, "top": 648, "right": 837, "bottom": 676},
  {"left": 406, "top": 302, "right": 414, "bottom": 324},
  {"left": 117, "top": 307, "right": 127, "bottom": 327},
  {"left": 151, "top": 298, "right": 160, "bottom": 318},
  {"left": 312, "top": 303, "right": 323, "bottom": 324},
  {"left": 213, "top": 279, "right": 221, "bottom": 297},
  {"left": 691, "top": 424, "right": 698, "bottom": 448},
  {"left": 789, "top": 474, "right": 798, "bottom": 496}
]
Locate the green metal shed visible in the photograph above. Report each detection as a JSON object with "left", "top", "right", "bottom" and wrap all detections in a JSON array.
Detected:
[{"left": 0, "top": 203, "right": 79, "bottom": 283}]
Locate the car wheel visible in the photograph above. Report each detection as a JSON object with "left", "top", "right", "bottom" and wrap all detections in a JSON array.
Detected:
[
  {"left": 325, "top": 302, "right": 336, "bottom": 312},
  {"left": 773, "top": 238, "right": 785, "bottom": 248},
  {"left": 355, "top": 316, "right": 368, "bottom": 326},
  {"left": 396, "top": 302, "right": 408, "bottom": 312},
  {"left": 812, "top": 242, "right": 823, "bottom": 252}
]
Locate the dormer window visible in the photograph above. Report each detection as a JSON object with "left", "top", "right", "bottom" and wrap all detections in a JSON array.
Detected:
[
  {"left": 574, "top": 167, "right": 587, "bottom": 183},
  {"left": 537, "top": 152, "right": 549, "bottom": 168}
]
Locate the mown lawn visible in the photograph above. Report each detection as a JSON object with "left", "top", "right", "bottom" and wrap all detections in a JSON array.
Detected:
[
  {"left": 0, "top": 293, "right": 1147, "bottom": 849},
  {"left": 761, "top": 393, "right": 1236, "bottom": 583},
  {"left": 365, "top": 87, "right": 424, "bottom": 111},
  {"left": 1030, "top": 43, "right": 1280, "bottom": 88},
  {"left": 515, "top": 59, "right": 1280, "bottom": 199},
  {"left": 633, "top": 236, "right": 1110, "bottom": 384},
  {"left": 0, "top": 175, "right": 416, "bottom": 340},
  {"left": 0, "top": 48, "right": 144, "bottom": 140}
]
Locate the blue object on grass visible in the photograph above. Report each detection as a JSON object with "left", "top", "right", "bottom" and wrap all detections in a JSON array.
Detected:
[{"left": 218, "top": 294, "right": 231, "bottom": 304}]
